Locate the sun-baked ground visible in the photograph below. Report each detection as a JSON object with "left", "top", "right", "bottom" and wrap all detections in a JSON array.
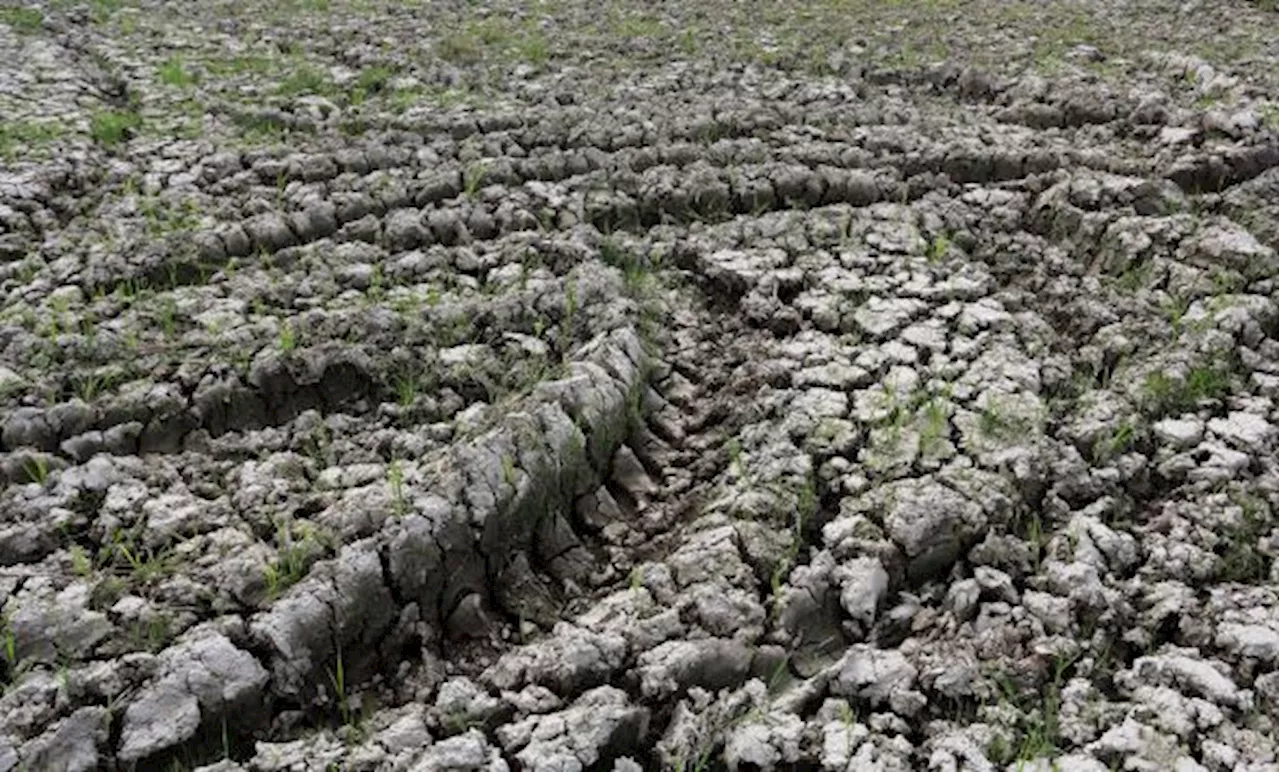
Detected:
[{"left": 0, "top": 1, "right": 1277, "bottom": 770}]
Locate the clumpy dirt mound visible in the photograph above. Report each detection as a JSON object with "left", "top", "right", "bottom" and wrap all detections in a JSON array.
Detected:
[{"left": 0, "top": 1, "right": 1276, "bottom": 770}]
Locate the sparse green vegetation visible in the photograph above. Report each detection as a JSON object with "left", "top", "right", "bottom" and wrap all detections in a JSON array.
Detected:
[
  {"left": 1262, "top": 102, "right": 1279, "bottom": 131},
  {"left": 127, "top": 614, "right": 172, "bottom": 653},
  {"left": 560, "top": 278, "right": 578, "bottom": 346},
  {"left": 436, "top": 17, "right": 555, "bottom": 67},
  {"left": 1, "top": 613, "right": 17, "bottom": 686},
  {"left": 0, "top": 5, "right": 43, "bottom": 33},
  {"left": 394, "top": 373, "right": 420, "bottom": 408},
  {"left": 388, "top": 459, "right": 408, "bottom": 517},
  {"left": 977, "top": 395, "right": 1033, "bottom": 440},
  {"left": 263, "top": 519, "right": 315, "bottom": 601},
  {"left": 276, "top": 64, "right": 334, "bottom": 97},
  {"left": 155, "top": 296, "right": 179, "bottom": 338},
  {"left": 85, "top": 0, "right": 125, "bottom": 23},
  {"left": 599, "top": 236, "right": 657, "bottom": 295},
  {"left": 89, "top": 109, "right": 142, "bottom": 147},
  {"left": 138, "top": 195, "right": 202, "bottom": 235},
  {"left": 1093, "top": 418, "right": 1139, "bottom": 463},
  {"left": 1112, "top": 259, "right": 1155, "bottom": 294},
  {"left": 350, "top": 64, "right": 396, "bottom": 103},
  {"left": 918, "top": 395, "right": 951, "bottom": 453},
  {"left": 327, "top": 648, "right": 365, "bottom": 737},
  {"left": 70, "top": 544, "right": 93, "bottom": 577},
  {"left": 22, "top": 455, "right": 50, "bottom": 486},
  {"left": 438, "top": 30, "right": 484, "bottom": 64},
  {"left": 520, "top": 32, "right": 550, "bottom": 66},
  {"left": 463, "top": 161, "right": 489, "bottom": 199},
  {"left": 116, "top": 542, "right": 174, "bottom": 585},
  {"left": 278, "top": 319, "right": 297, "bottom": 353},
  {"left": 157, "top": 55, "right": 198, "bottom": 87},
  {"left": 0, "top": 0, "right": 1274, "bottom": 760},
  {"left": 1216, "top": 493, "right": 1275, "bottom": 583},
  {"left": 718, "top": 436, "right": 744, "bottom": 481},
  {"left": 0, "top": 119, "right": 67, "bottom": 160},
  {"left": 1140, "top": 364, "right": 1233, "bottom": 418},
  {"left": 986, "top": 653, "right": 1078, "bottom": 765},
  {"left": 206, "top": 53, "right": 275, "bottom": 77},
  {"left": 925, "top": 232, "right": 951, "bottom": 264}
]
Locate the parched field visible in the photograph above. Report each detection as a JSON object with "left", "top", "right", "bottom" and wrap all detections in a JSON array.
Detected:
[{"left": 0, "top": 1, "right": 1277, "bottom": 770}]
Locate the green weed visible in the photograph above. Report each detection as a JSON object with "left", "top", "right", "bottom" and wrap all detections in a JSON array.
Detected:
[
  {"left": 463, "top": 161, "right": 489, "bottom": 199},
  {"left": 521, "top": 33, "right": 550, "bottom": 67},
  {"left": 394, "top": 373, "right": 419, "bottom": 407},
  {"left": 276, "top": 65, "right": 333, "bottom": 96},
  {"left": 977, "top": 396, "right": 1030, "bottom": 440},
  {"left": 22, "top": 455, "right": 50, "bottom": 486},
  {"left": 155, "top": 296, "right": 178, "bottom": 337},
  {"left": 0, "top": 119, "right": 65, "bottom": 160},
  {"left": 89, "top": 109, "right": 142, "bottom": 147},
  {"left": 116, "top": 543, "right": 173, "bottom": 585},
  {"left": 438, "top": 32, "right": 483, "bottom": 64},
  {"left": 560, "top": 278, "right": 577, "bottom": 345},
  {"left": 0, "top": 6, "right": 43, "bottom": 33},
  {"left": 1093, "top": 419, "right": 1139, "bottom": 463},
  {"left": 725, "top": 436, "right": 744, "bottom": 476},
  {"left": 1, "top": 613, "right": 16, "bottom": 682},
  {"left": 1112, "top": 259, "right": 1154, "bottom": 294},
  {"left": 1140, "top": 364, "right": 1232, "bottom": 418},
  {"left": 157, "top": 55, "right": 198, "bottom": 87},
  {"left": 1216, "top": 493, "right": 1274, "bottom": 583},
  {"left": 139, "top": 195, "right": 201, "bottom": 235},
  {"left": 263, "top": 519, "right": 314, "bottom": 600},
  {"left": 926, "top": 232, "right": 951, "bottom": 264},
  {"left": 988, "top": 652, "right": 1078, "bottom": 765},
  {"left": 918, "top": 396, "right": 951, "bottom": 453},
  {"left": 388, "top": 460, "right": 408, "bottom": 517},
  {"left": 678, "top": 26, "right": 699, "bottom": 55},
  {"left": 233, "top": 112, "right": 293, "bottom": 143},
  {"left": 278, "top": 319, "right": 297, "bottom": 353},
  {"left": 599, "top": 236, "right": 653, "bottom": 294},
  {"left": 327, "top": 648, "right": 364, "bottom": 735},
  {"left": 206, "top": 53, "right": 274, "bottom": 77},
  {"left": 70, "top": 544, "right": 93, "bottom": 577},
  {"left": 350, "top": 65, "right": 396, "bottom": 103},
  {"left": 500, "top": 454, "right": 517, "bottom": 488},
  {"left": 128, "top": 615, "right": 171, "bottom": 653},
  {"left": 86, "top": 0, "right": 125, "bottom": 23}
]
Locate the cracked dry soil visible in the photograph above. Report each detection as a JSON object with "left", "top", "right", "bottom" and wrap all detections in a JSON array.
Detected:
[{"left": 0, "top": 1, "right": 1277, "bottom": 770}]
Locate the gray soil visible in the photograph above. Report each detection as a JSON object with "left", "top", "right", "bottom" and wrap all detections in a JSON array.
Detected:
[{"left": 0, "top": 1, "right": 1277, "bottom": 770}]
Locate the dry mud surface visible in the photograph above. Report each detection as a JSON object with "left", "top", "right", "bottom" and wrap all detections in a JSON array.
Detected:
[{"left": 1, "top": 1, "right": 1278, "bottom": 770}]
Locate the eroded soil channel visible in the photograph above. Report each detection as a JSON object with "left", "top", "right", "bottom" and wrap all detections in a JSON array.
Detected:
[{"left": 0, "top": 1, "right": 1277, "bottom": 770}]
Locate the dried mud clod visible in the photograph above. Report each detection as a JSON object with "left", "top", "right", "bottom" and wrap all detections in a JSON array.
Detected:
[{"left": 0, "top": 1, "right": 1277, "bottom": 770}]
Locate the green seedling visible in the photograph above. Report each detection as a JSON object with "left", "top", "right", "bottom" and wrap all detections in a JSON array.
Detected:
[
  {"left": 388, "top": 460, "right": 408, "bottom": 517},
  {"left": 463, "top": 161, "right": 489, "bottom": 199},
  {"left": 0, "top": 6, "right": 43, "bottom": 33},
  {"left": 1093, "top": 419, "right": 1138, "bottom": 463},
  {"left": 2, "top": 614, "right": 16, "bottom": 670},
  {"left": 394, "top": 374, "right": 419, "bottom": 407},
  {"left": 560, "top": 278, "right": 578, "bottom": 344},
  {"left": 89, "top": 109, "right": 142, "bottom": 147},
  {"left": 278, "top": 320, "right": 297, "bottom": 352},
  {"left": 116, "top": 543, "right": 172, "bottom": 585},
  {"left": 263, "top": 519, "right": 312, "bottom": 600},
  {"left": 70, "top": 545, "right": 93, "bottom": 577},
  {"left": 926, "top": 232, "right": 951, "bottom": 264},
  {"left": 156, "top": 296, "right": 178, "bottom": 337},
  {"left": 22, "top": 455, "right": 49, "bottom": 486},
  {"left": 500, "top": 454, "right": 517, "bottom": 488},
  {"left": 157, "top": 55, "right": 197, "bottom": 87},
  {"left": 276, "top": 65, "right": 333, "bottom": 97}
]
